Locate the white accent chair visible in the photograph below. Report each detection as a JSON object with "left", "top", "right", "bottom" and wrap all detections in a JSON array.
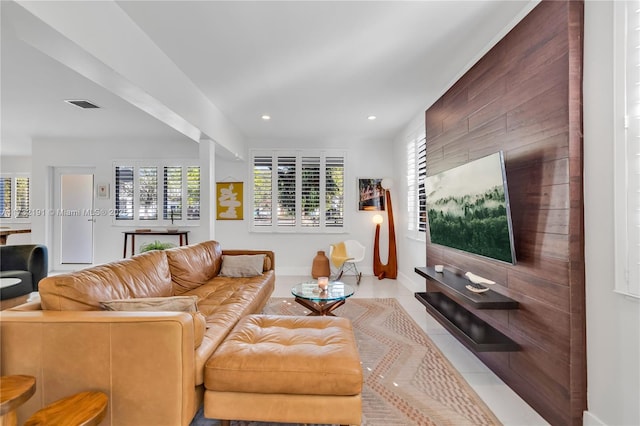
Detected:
[{"left": 329, "top": 240, "right": 365, "bottom": 285}]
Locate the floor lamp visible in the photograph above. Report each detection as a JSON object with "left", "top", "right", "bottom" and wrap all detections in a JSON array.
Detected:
[{"left": 373, "top": 178, "right": 398, "bottom": 279}]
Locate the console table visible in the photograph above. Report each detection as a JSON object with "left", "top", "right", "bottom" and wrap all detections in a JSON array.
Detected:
[
  {"left": 0, "top": 229, "right": 31, "bottom": 245},
  {"left": 414, "top": 266, "right": 519, "bottom": 352},
  {"left": 122, "top": 231, "right": 189, "bottom": 257}
]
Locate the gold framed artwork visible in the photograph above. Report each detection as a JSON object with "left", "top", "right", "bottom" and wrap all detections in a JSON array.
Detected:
[{"left": 216, "top": 182, "right": 244, "bottom": 220}]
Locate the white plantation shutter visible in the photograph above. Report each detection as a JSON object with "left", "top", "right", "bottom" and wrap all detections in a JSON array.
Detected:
[
  {"left": 325, "top": 156, "right": 344, "bottom": 228},
  {"left": 163, "top": 166, "right": 182, "bottom": 221},
  {"left": 139, "top": 167, "right": 158, "bottom": 220},
  {"left": 114, "top": 162, "right": 199, "bottom": 224},
  {"left": 251, "top": 150, "right": 345, "bottom": 232},
  {"left": 615, "top": 0, "right": 640, "bottom": 297},
  {"left": 301, "top": 156, "right": 320, "bottom": 227},
  {"left": 407, "top": 133, "right": 427, "bottom": 238},
  {"left": 253, "top": 156, "right": 273, "bottom": 227},
  {"left": 0, "top": 175, "right": 30, "bottom": 220},
  {"left": 417, "top": 137, "right": 427, "bottom": 232},
  {"left": 15, "top": 177, "right": 29, "bottom": 218},
  {"left": 277, "top": 156, "right": 296, "bottom": 227},
  {"left": 0, "top": 177, "right": 11, "bottom": 218},
  {"left": 186, "top": 167, "right": 200, "bottom": 220},
  {"left": 115, "top": 166, "right": 134, "bottom": 220}
]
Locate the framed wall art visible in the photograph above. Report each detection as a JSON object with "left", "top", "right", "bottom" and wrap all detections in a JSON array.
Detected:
[
  {"left": 216, "top": 182, "right": 243, "bottom": 220},
  {"left": 358, "top": 178, "right": 385, "bottom": 211}
]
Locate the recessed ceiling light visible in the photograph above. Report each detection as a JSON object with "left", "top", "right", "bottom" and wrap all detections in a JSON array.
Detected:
[
  {"left": 261, "top": 115, "right": 271, "bottom": 120},
  {"left": 367, "top": 115, "right": 377, "bottom": 121}
]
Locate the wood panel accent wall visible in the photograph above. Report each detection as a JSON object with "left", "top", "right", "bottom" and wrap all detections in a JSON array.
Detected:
[{"left": 423, "top": 1, "right": 585, "bottom": 424}]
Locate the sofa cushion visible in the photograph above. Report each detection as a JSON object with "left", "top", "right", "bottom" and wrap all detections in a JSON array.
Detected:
[
  {"left": 101, "top": 295, "right": 206, "bottom": 349},
  {"left": 166, "top": 241, "right": 223, "bottom": 295},
  {"left": 219, "top": 254, "right": 265, "bottom": 277},
  {"left": 39, "top": 250, "right": 172, "bottom": 311}
]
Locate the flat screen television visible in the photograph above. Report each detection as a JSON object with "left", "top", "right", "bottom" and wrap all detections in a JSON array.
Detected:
[{"left": 425, "top": 151, "right": 516, "bottom": 264}]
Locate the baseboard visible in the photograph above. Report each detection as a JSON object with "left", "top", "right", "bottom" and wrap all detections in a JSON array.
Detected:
[{"left": 583, "top": 411, "right": 607, "bottom": 426}]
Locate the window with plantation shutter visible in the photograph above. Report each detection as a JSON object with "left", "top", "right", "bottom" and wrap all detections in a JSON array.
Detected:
[
  {"left": 15, "top": 177, "right": 29, "bottom": 218},
  {"left": 115, "top": 166, "right": 134, "bottom": 220},
  {"left": 407, "top": 133, "right": 427, "bottom": 239},
  {"left": 325, "top": 156, "right": 344, "bottom": 227},
  {"left": 0, "top": 177, "right": 11, "bottom": 219},
  {"left": 0, "top": 175, "right": 31, "bottom": 221},
  {"left": 186, "top": 167, "right": 200, "bottom": 220},
  {"left": 251, "top": 150, "right": 345, "bottom": 232},
  {"left": 277, "top": 156, "right": 296, "bottom": 227},
  {"left": 614, "top": 0, "right": 640, "bottom": 297},
  {"left": 139, "top": 167, "right": 157, "bottom": 220},
  {"left": 417, "top": 137, "right": 427, "bottom": 232},
  {"left": 253, "top": 156, "right": 273, "bottom": 226},
  {"left": 114, "top": 161, "right": 199, "bottom": 225},
  {"left": 164, "top": 166, "right": 182, "bottom": 221},
  {"left": 301, "top": 157, "right": 320, "bottom": 227}
]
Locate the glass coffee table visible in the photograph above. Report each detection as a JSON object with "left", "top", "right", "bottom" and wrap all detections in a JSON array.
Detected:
[{"left": 291, "top": 281, "right": 355, "bottom": 316}]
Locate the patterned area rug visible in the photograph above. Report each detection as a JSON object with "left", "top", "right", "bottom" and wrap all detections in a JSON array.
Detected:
[{"left": 191, "top": 298, "right": 501, "bottom": 426}]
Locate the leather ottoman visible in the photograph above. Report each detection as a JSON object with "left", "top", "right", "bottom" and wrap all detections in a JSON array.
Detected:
[{"left": 203, "top": 314, "right": 363, "bottom": 426}]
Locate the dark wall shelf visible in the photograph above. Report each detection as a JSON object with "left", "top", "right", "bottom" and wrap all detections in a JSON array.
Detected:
[
  {"left": 414, "top": 266, "right": 519, "bottom": 352},
  {"left": 414, "top": 266, "right": 519, "bottom": 310},
  {"left": 415, "top": 292, "right": 519, "bottom": 352}
]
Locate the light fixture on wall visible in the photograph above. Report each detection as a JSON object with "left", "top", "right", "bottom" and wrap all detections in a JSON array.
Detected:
[{"left": 373, "top": 178, "right": 398, "bottom": 279}]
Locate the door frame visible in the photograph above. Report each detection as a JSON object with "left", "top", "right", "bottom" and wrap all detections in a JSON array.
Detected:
[{"left": 52, "top": 167, "right": 96, "bottom": 270}]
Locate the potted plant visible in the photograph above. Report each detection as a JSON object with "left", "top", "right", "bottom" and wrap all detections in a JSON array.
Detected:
[{"left": 140, "top": 240, "right": 176, "bottom": 252}]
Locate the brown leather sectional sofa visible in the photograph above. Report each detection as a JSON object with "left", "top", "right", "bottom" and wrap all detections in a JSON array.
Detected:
[{"left": 0, "top": 240, "right": 275, "bottom": 426}]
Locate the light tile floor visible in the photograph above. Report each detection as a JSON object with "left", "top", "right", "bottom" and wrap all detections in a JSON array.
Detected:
[{"left": 275, "top": 274, "right": 550, "bottom": 426}]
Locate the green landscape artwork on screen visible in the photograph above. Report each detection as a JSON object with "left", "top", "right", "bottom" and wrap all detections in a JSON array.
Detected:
[{"left": 425, "top": 151, "right": 516, "bottom": 264}]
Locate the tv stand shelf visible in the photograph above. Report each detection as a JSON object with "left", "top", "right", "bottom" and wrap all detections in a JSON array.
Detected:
[
  {"left": 414, "top": 266, "right": 519, "bottom": 352},
  {"left": 414, "top": 267, "right": 518, "bottom": 309}
]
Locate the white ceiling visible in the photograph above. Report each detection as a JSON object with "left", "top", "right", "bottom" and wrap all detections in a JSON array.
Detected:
[{"left": 0, "top": 0, "right": 537, "bottom": 158}]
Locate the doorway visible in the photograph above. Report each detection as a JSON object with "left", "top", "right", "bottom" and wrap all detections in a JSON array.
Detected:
[{"left": 53, "top": 168, "right": 95, "bottom": 267}]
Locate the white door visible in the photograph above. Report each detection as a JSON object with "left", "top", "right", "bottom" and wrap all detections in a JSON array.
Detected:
[{"left": 55, "top": 169, "right": 95, "bottom": 265}]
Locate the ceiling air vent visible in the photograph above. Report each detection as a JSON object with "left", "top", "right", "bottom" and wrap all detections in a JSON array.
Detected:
[{"left": 64, "top": 100, "right": 100, "bottom": 109}]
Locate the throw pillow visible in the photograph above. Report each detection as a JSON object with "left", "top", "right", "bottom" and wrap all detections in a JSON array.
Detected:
[
  {"left": 219, "top": 254, "right": 265, "bottom": 277},
  {"left": 101, "top": 295, "right": 199, "bottom": 312}
]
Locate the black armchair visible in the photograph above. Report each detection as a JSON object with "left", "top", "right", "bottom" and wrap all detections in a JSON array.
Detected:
[{"left": 0, "top": 244, "right": 48, "bottom": 300}]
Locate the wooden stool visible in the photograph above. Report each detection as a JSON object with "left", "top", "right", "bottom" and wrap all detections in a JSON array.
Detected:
[
  {"left": 24, "top": 391, "right": 108, "bottom": 426},
  {"left": 0, "top": 375, "right": 36, "bottom": 426}
]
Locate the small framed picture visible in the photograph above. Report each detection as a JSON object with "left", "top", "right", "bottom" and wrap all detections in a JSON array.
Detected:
[
  {"left": 358, "top": 178, "right": 385, "bottom": 211},
  {"left": 97, "top": 183, "right": 109, "bottom": 199}
]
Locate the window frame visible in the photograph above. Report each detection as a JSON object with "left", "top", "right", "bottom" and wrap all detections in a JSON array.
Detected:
[
  {"left": 112, "top": 160, "right": 200, "bottom": 227},
  {"left": 250, "top": 149, "right": 347, "bottom": 233},
  {"left": 0, "top": 173, "right": 30, "bottom": 223},
  {"left": 613, "top": 0, "right": 640, "bottom": 298}
]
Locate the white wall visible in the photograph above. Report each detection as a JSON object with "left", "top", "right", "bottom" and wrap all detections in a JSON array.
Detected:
[
  {"left": 29, "top": 138, "right": 216, "bottom": 267},
  {"left": 583, "top": 2, "right": 640, "bottom": 425},
  {"left": 391, "top": 114, "right": 427, "bottom": 293},
  {"left": 214, "top": 137, "right": 393, "bottom": 276}
]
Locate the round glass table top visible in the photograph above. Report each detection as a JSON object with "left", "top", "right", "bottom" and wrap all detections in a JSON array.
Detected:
[{"left": 291, "top": 281, "right": 355, "bottom": 302}]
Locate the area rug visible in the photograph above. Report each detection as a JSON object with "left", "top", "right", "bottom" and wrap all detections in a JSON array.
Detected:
[{"left": 191, "top": 298, "right": 501, "bottom": 426}]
